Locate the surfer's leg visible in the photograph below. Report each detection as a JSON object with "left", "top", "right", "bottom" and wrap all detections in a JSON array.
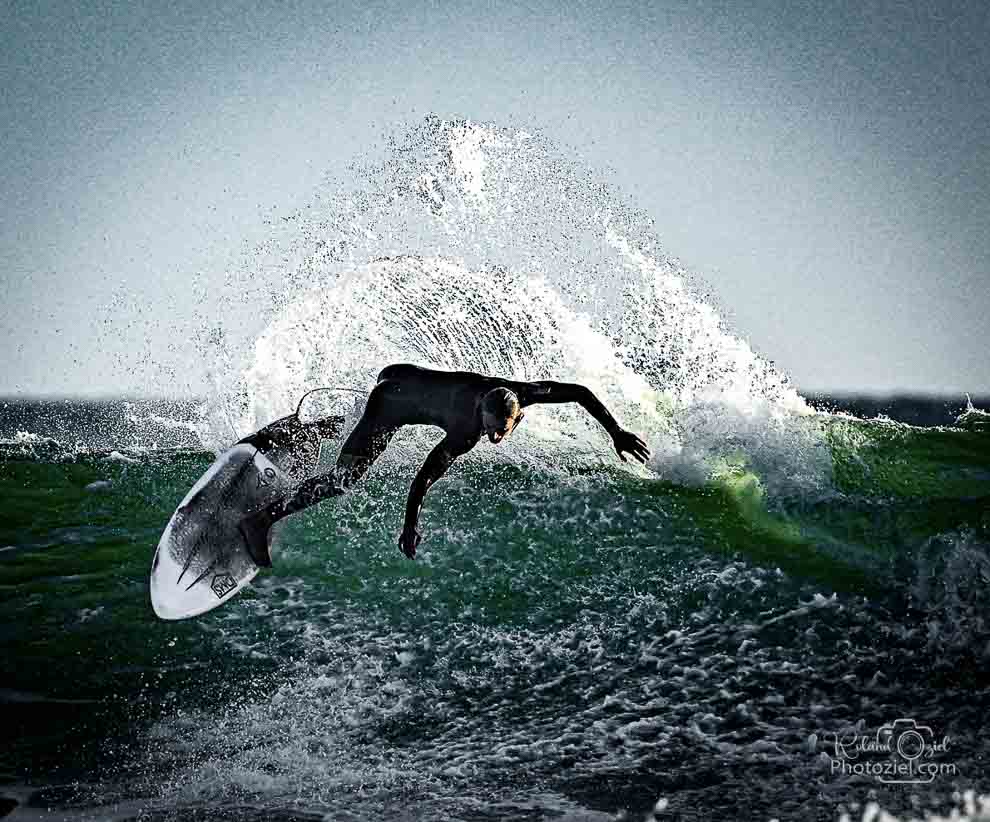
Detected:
[
  {"left": 270, "top": 382, "right": 401, "bottom": 514},
  {"left": 240, "top": 387, "right": 402, "bottom": 566},
  {"left": 274, "top": 421, "right": 396, "bottom": 517},
  {"left": 239, "top": 430, "right": 395, "bottom": 568}
]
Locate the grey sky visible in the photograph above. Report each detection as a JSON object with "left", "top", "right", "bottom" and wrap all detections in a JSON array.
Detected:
[{"left": 1, "top": 0, "right": 988, "bottom": 396}]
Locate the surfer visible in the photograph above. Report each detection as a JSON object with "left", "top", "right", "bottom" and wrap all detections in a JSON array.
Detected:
[{"left": 239, "top": 364, "right": 651, "bottom": 565}]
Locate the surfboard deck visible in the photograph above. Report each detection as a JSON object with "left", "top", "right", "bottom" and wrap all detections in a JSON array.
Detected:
[{"left": 150, "top": 444, "right": 288, "bottom": 620}]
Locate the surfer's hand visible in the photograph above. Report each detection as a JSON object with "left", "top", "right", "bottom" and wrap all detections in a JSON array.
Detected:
[
  {"left": 399, "top": 526, "right": 421, "bottom": 559},
  {"left": 612, "top": 428, "right": 650, "bottom": 465}
]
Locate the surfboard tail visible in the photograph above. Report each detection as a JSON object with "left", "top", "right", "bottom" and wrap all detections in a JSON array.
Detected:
[{"left": 150, "top": 445, "right": 288, "bottom": 620}]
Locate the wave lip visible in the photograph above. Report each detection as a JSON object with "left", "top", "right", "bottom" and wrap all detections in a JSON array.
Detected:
[{"left": 200, "top": 119, "right": 807, "bottom": 463}]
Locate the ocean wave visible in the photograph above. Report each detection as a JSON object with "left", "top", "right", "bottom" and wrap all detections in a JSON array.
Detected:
[{"left": 196, "top": 119, "right": 820, "bottom": 499}]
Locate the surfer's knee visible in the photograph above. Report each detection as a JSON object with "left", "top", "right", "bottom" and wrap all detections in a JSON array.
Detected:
[{"left": 356, "top": 381, "right": 406, "bottom": 435}]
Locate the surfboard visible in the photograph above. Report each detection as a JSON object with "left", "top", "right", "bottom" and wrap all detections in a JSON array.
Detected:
[{"left": 150, "top": 444, "right": 288, "bottom": 620}]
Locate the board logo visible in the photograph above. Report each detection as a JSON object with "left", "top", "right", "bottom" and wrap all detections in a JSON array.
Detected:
[
  {"left": 211, "top": 573, "right": 237, "bottom": 599},
  {"left": 256, "top": 466, "right": 278, "bottom": 490}
]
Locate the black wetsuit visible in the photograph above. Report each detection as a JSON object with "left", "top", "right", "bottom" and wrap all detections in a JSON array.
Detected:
[{"left": 241, "top": 363, "right": 644, "bottom": 563}]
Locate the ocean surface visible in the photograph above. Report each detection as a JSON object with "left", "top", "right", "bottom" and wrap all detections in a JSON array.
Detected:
[{"left": 3, "top": 119, "right": 989, "bottom": 821}]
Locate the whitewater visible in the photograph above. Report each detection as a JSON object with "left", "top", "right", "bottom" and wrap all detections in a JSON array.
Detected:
[{"left": 1, "top": 117, "right": 988, "bottom": 821}]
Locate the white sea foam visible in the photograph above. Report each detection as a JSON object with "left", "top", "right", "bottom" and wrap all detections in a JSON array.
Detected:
[
  {"left": 197, "top": 118, "right": 829, "bottom": 497},
  {"left": 837, "top": 793, "right": 990, "bottom": 822}
]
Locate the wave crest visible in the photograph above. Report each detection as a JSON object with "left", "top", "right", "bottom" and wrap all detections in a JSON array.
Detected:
[{"left": 199, "top": 117, "right": 822, "bottom": 492}]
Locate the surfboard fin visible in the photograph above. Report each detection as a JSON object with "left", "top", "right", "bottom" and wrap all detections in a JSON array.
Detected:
[{"left": 239, "top": 508, "right": 275, "bottom": 568}]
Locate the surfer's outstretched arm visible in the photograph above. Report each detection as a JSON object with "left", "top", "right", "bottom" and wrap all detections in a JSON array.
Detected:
[
  {"left": 399, "top": 436, "right": 469, "bottom": 559},
  {"left": 517, "top": 381, "right": 650, "bottom": 464}
]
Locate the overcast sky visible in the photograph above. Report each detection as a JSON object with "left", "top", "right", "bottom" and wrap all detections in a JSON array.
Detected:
[{"left": 2, "top": 0, "right": 988, "bottom": 397}]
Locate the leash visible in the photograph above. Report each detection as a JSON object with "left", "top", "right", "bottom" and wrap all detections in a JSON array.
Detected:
[{"left": 294, "top": 386, "right": 368, "bottom": 418}]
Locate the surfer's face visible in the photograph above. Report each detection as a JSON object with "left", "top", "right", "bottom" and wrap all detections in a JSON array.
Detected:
[
  {"left": 483, "top": 410, "right": 524, "bottom": 444},
  {"left": 481, "top": 388, "right": 523, "bottom": 444}
]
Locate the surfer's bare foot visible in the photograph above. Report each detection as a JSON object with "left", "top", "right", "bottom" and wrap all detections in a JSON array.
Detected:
[{"left": 239, "top": 509, "right": 274, "bottom": 568}]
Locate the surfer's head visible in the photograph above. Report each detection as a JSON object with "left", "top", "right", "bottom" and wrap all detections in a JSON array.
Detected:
[{"left": 480, "top": 388, "right": 524, "bottom": 444}]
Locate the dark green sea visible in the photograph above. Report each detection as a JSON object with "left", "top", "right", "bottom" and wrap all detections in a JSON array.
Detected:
[
  {"left": 2, "top": 394, "right": 989, "bottom": 821},
  {"left": 4, "top": 119, "right": 989, "bottom": 821}
]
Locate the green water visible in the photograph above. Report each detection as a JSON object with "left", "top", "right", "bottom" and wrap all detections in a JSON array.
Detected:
[{"left": 2, "top": 408, "right": 989, "bottom": 820}]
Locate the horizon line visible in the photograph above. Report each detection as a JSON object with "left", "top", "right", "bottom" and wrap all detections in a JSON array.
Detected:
[{"left": 2, "top": 390, "right": 987, "bottom": 404}]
